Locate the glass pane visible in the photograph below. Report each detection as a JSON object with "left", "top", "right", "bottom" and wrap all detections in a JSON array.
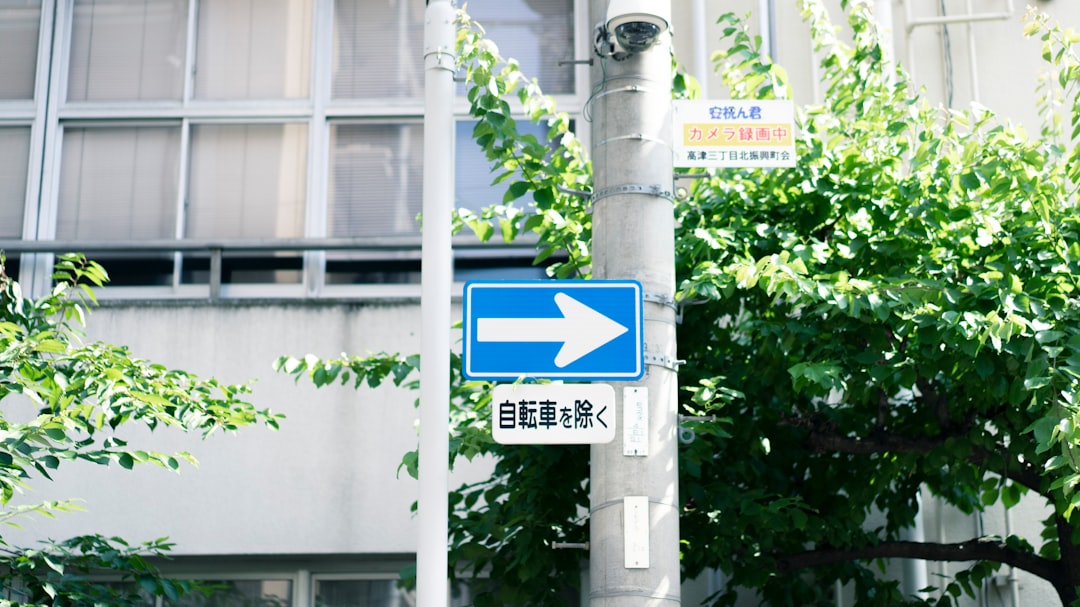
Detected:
[
  {"left": 313, "top": 579, "right": 478, "bottom": 607},
  {"left": 68, "top": 0, "right": 188, "bottom": 102},
  {"left": 327, "top": 123, "right": 422, "bottom": 237},
  {"left": 0, "top": 0, "right": 41, "bottom": 100},
  {"left": 168, "top": 580, "right": 292, "bottom": 607},
  {"left": 195, "top": 0, "right": 312, "bottom": 99},
  {"left": 332, "top": 0, "right": 423, "bottom": 99},
  {"left": 314, "top": 579, "right": 411, "bottom": 607},
  {"left": 57, "top": 125, "right": 180, "bottom": 240},
  {"left": 186, "top": 123, "right": 307, "bottom": 240},
  {"left": 0, "top": 127, "right": 30, "bottom": 238},
  {"left": 461, "top": 0, "right": 574, "bottom": 96},
  {"left": 90, "top": 581, "right": 156, "bottom": 606}
]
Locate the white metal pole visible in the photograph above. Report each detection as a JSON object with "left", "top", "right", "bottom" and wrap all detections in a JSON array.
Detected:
[
  {"left": 420, "top": 2, "right": 455, "bottom": 607},
  {"left": 874, "top": 0, "right": 895, "bottom": 64},
  {"left": 900, "top": 492, "right": 929, "bottom": 600},
  {"left": 589, "top": 1, "right": 680, "bottom": 605},
  {"left": 1004, "top": 504, "right": 1021, "bottom": 606},
  {"left": 691, "top": 0, "right": 708, "bottom": 99}
]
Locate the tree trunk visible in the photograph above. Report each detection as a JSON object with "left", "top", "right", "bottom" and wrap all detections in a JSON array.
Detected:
[{"left": 1054, "top": 515, "right": 1080, "bottom": 606}]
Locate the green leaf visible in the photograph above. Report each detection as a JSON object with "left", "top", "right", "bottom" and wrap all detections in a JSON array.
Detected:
[
  {"left": 398, "top": 450, "right": 419, "bottom": 480},
  {"left": 1002, "top": 484, "right": 1022, "bottom": 509},
  {"left": 503, "top": 181, "right": 530, "bottom": 203},
  {"left": 117, "top": 453, "right": 135, "bottom": 470},
  {"left": 42, "top": 424, "right": 67, "bottom": 442}
]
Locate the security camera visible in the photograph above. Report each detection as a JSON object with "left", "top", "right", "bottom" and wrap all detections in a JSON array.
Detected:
[{"left": 605, "top": 0, "right": 670, "bottom": 54}]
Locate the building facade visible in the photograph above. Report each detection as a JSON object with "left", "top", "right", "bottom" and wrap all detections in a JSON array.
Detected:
[{"left": 1, "top": 0, "right": 1078, "bottom": 605}]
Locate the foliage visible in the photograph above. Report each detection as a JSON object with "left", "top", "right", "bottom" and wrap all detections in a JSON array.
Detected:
[
  {"left": 280, "top": 1, "right": 1080, "bottom": 606},
  {"left": 673, "top": 2, "right": 1080, "bottom": 604},
  {"left": 0, "top": 254, "right": 283, "bottom": 606},
  {"left": 448, "top": 11, "right": 593, "bottom": 278},
  {"left": 1, "top": 535, "right": 190, "bottom": 606}
]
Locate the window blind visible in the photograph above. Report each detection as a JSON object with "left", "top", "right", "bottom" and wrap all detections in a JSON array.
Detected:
[
  {"left": 187, "top": 123, "right": 308, "bottom": 240},
  {"left": 0, "top": 127, "right": 30, "bottom": 238},
  {"left": 67, "top": 0, "right": 188, "bottom": 102},
  {"left": 0, "top": 0, "right": 41, "bottom": 100},
  {"left": 56, "top": 126, "right": 180, "bottom": 240},
  {"left": 328, "top": 123, "right": 423, "bottom": 237},
  {"left": 194, "top": 0, "right": 312, "bottom": 100}
]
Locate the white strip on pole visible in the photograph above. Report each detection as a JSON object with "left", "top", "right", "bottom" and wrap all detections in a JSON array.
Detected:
[{"left": 420, "top": 2, "right": 455, "bottom": 607}]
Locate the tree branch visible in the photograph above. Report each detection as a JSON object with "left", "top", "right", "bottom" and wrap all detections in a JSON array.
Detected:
[
  {"left": 781, "top": 416, "right": 1046, "bottom": 496},
  {"left": 970, "top": 445, "right": 1044, "bottom": 496},
  {"left": 777, "top": 538, "right": 1062, "bottom": 586}
]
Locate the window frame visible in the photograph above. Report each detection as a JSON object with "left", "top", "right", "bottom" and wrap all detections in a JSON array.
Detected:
[{"left": 11, "top": 0, "right": 590, "bottom": 300}]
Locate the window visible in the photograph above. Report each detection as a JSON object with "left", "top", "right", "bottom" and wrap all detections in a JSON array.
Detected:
[
  {"left": 313, "top": 579, "right": 411, "bottom": 607},
  {"left": 194, "top": 0, "right": 312, "bottom": 100},
  {"left": 57, "top": 125, "right": 181, "bottom": 241},
  {"left": 0, "top": 127, "right": 30, "bottom": 239},
  {"left": 313, "top": 577, "right": 474, "bottom": 607},
  {"left": 455, "top": 119, "right": 560, "bottom": 212},
  {"left": 187, "top": 123, "right": 308, "bottom": 241},
  {"left": 9, "top": 0, "right": 582, "bottom": 296},
  {"left": 460, "top": 0, "right": 575, "bottom": 96},
  {"left": 0, "top": 0, "right": 41, "bottom": 100},
  {"left": 332, "top": 0, "right": 423, "bottom": 100},
  {"left": 169, "top": 580, "right": 293, "bottom": 607},
  {"left": 67, "top": 0, "right": 189, "bottom": 102}
]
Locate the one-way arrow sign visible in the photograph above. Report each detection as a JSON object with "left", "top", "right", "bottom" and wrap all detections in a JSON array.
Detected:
[{"left": 462, "top": 280, "right": 643, "bottom": 380}]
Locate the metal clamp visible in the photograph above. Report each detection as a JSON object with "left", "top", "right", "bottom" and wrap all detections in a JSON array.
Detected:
[
  {"left": 593, "top": 84, "right": 657, "bottom": 100},
  {"left": 591, "top": 183, "right": 675, "bottom": 204},
  {"left": 595, "top": 133, "right": 671, "bottom": 149},
  {"left": 643, "top": 351, "right": 683, "bottom": 371},
  {"left": 642, "top": 292, "right": 677, "bottom": 310},
  {"left": 552, "top": 542, "right": 590, "bottom": 550},
  {"left": 556, "top": 185, "right": 592, "bottom": 199},
  {"left": 678, "top": 415, "right": 718, "bottom": 445}
]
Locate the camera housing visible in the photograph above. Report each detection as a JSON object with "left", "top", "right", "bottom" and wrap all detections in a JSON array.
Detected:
[{"left": 605, "top": 0, "right": 670, "bottom": 54}]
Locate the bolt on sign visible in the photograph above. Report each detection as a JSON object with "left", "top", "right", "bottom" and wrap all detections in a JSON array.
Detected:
[
  {"left": 673, "top": 99, "right": 796, "bottom": 168},
  {"left": 491, "top": 383, "right": 616, "bottom": 445}
]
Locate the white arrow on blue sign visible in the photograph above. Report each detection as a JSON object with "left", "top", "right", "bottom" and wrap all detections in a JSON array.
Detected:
[{"left": 462, "top": 280, "right": 643, "bottom": 380}]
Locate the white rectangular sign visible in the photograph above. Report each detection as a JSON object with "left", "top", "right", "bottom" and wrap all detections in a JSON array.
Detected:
[
  {"left": 491, "top": 383, "right": 615, "bottom": 445},
  {"left": 623, "top": 386, "right": 648, "bottom": 456},
  {"left": 673, "top": 99, "right": 796, "bottom": 168},
  {"left": 624, "top": 496, "right": 650, "bottom": 569}
]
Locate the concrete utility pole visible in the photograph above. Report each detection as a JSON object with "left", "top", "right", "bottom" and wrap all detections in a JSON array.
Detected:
[{"left": 588, "top": 0, "right": 680, "bottom": 605}]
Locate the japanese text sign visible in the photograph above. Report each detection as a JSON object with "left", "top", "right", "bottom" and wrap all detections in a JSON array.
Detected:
[
  {"left": 673, "top": 99, "right": 796, "bottom": 168},
  {"left": 492, "top": 383, "right": 616, "bottom": 444}
]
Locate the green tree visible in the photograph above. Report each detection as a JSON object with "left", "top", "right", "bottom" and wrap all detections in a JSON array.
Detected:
[
  {"left": 0, "top": 254, "right": 283, "bottom": 606},
  {"left": 278, "top": 1, "right": 1080, "bottom": 605}
]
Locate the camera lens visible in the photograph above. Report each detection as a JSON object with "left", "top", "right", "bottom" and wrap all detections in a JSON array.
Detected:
[{"left": 614, "top": 21, "right": 661, "bottom": 52}]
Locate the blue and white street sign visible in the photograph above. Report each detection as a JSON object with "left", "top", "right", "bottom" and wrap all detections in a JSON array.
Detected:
[{"left": 462, "top": 280, "right": 643, "bottom": 380}]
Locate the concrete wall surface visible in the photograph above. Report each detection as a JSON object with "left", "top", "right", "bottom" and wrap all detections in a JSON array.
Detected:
[{"left": 7, "top": 300, "right": 490, "bottom": 557}]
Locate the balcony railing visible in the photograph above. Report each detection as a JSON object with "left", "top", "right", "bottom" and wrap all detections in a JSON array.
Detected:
[{"left": 0, "top": 237, "right": 552, "bottom": 301}]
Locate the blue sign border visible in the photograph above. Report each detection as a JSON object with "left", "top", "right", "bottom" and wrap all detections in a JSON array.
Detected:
[{"left": 462, "top": 280, "right": 643, "bottom": 380}]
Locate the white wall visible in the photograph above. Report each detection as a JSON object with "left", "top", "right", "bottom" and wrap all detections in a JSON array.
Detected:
[{"left": 8, "top": 301, "right": 489, "bottom": 557}]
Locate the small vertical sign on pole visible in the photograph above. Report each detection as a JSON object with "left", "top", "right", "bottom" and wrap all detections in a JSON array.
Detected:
[
  {"left": 623, "top": 387, "right": 648, "bottom": 456},
  {"left": 624, "top": 496, "right": 650, "bottom": 569}
]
